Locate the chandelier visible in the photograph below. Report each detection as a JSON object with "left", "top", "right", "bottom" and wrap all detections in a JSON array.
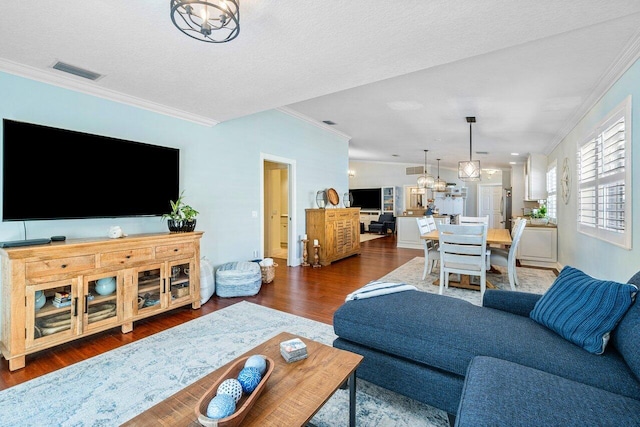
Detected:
[
  {"left": 170, "top": 0, "right": 240, "bottom": 43},
  {"left": 458, "top": 117, "right": 481, "bottom": 181},
  {"left": 434, "top": 158, "right": 447, "bottom": 192},
  {"left": 417, "top": 149, "right": 435, "bottom": 190}
]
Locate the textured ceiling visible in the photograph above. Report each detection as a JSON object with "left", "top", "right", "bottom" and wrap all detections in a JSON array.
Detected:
[{"left": 1, "top": 1, "right": 639, "bottom": 169}]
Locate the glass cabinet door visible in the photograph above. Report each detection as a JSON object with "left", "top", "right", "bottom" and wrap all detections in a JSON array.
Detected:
[
  {"left": 83, "top": 273, "right": 121, "bottom": 333},
  {"left": 167, "top": 260, "right": 193, "bottom": 307},
  {"left": 26, "top": 279, "right": 79, "bottom": 348},
  {"left": 135, "top": 265, "right": 163, "bottom": 316}
]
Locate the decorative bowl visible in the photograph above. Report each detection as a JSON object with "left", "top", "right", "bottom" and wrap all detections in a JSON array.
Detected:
[
  {"left": 95, "top": 277, "right": 117, "bottom": 295},
  {"left": 195, "top": 356, "right": 274, "bottom": 427}
]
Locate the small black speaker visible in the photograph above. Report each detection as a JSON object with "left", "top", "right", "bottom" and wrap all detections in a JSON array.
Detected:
[{"left": 51, "top": 235, "right": 66, "bottom": 241}]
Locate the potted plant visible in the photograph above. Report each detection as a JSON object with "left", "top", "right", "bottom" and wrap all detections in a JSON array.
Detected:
[
  {"left": 530, "top": 204, "right": 548, "bottom": 225},
  {"left": 162, "top": 191, "right": 199, "bottom": 232}
]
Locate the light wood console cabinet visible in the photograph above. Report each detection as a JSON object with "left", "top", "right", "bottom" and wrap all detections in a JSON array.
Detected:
[
  {"left": 306, "top": 208, "right": 360, "bottom": 266},
  {"left": 0, "top": 231, "right": 203, "bottom": 371}
]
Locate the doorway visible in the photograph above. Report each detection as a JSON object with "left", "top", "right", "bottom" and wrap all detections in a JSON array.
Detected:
[
  {"left": 261, "top": 155, "right": 296, "bottom": 266},
  {"left": 478, "top": 184, "right": 502, "bottom": 228}
]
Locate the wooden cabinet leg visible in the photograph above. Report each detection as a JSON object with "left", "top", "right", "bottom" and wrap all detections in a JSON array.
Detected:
[
  {"left": 9, "top": 356, "right": 26, "bottom": 371},
  {"left": 121, "top": 322, "right": 133, "bottom": 333}
]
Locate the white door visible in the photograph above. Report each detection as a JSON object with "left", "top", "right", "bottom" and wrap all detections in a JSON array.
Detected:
[{"left": 478, "top": 185, "right": 502, "bottom": 228}]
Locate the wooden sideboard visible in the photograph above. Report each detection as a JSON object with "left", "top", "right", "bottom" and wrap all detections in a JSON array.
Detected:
[
  {"left": 305, "top": 208, "right": 360, "bottom": 266},
  {"left": 0, "top": 231, "right": 203, "bottom": 371}
]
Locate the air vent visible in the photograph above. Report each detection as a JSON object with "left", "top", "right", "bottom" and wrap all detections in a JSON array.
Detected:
[
  {"left": 406, "top": 166, "right": 424, "bottom": 175},
  {"left": 322, "top": 120, "right": 336, "bottom": 125},
  {"left": 52, "top": 61, "right": 102, "bottom": 81},
  {"left": 476, "top": 151, "right": 489, "bottom": 155}
]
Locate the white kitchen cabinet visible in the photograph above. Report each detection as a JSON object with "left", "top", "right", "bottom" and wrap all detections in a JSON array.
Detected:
[
  {"left": 434, "top": 194, "right": 464, "bottom": 215},
  {"left": 517, "top": 226, "right": 557, "bottom": 267},
  {"left": 525, "top": 154, "right": 548, "bottom": 201},
  {"left": 396, "top": 216, "right": 423, "bottom": 249}
]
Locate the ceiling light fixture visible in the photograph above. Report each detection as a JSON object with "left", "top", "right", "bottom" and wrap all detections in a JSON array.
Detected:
[
  {"left": 170, "top": 0, "right": 240, "bottom": 43},
  {"left": 458, "top": 117, "right": 481, "bottom": 181},
  {"left": 417, "top": 149, "right": 435, "bottom": 190},
  {"left": 435, "top": 158, "right": 447, "bottom": 192}
]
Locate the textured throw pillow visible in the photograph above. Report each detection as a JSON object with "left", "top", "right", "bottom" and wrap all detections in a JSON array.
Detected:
[{"left": 530, "top": 266, "right": 638, "bottom": 355}]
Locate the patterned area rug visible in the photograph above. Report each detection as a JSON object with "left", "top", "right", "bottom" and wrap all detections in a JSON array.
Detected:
[
  {"left": 0, "top": 301, "right": 449, "bottom": 427},
  {"left": 379, "top": 257, "right": 557, "bottom": 306},
  {"left": 360, "top": 233, "right": 387, "bottom": 242}
]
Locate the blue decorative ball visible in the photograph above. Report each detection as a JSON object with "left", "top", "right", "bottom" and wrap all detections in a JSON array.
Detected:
[
  {"left": 244, "top": 354, "right": 267, "bottom": 375},
  {"left": 237, "top": 367, "right": 262, "bottom": 393},
  {"left": 217, "top": 378, "right": 243, "bottom": 403},
  {"left": 206, "top": 394, "right": 236, "bottom": 419}
]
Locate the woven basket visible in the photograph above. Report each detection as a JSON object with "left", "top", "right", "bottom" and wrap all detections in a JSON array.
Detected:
[{"left": 260, "top": 263, "right": 278, "bottom": 284}]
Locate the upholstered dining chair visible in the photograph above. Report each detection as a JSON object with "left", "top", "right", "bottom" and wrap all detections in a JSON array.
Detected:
[
  {"left": 417, "top": 217, "right": 440, "bottom": 278},
  {"left": 489, "top": 218, "right": 527, "bottom": 290},
  {"left": 437, "top": 223, "right": 489, "bottom": 297}
]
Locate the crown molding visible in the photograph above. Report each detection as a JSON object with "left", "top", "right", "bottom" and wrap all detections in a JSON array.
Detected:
[
  {"left": 277, "top": 107, "right": 352, "bottom": 141},
  {"left": 548, "top": 27, "right": 640, "bottom": 153},
  {"left": 0, "top": 58, "right": 218, "bottom": 127}
]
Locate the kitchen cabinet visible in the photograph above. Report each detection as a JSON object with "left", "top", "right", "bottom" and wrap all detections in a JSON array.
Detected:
[
  {"left": 1, "top": 232, "right": 203, "bottom": 371},
  {"left": 525, "top": 154, "right": 548, "bottom": 201},
  {"left": 517, "top": 226, "right": 557, "bottom": 267},
  {"left": 434, "top": 193, "right": 465, "bottom": 215},
  {"left": 396, "top": 215, "right": 449, "bottom": 249},
  {"left": 306, "top": 208, "right": 360, "bottom": 265}
]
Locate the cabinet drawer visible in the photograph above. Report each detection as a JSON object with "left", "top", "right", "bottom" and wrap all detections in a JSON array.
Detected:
[
  {"left": 100, "top": 248, "right": 154, "bottom": 267},
  {"left": 26, "top": 255, "right": 96, "bottom": 279},
  {"left": 155, "top": 242, "right": 195, "bottom": 259}
]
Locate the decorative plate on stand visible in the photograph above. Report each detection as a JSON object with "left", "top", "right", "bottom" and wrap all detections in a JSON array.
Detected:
[{"left": 327, "top": 188, "right": 340, "bottom": 206}]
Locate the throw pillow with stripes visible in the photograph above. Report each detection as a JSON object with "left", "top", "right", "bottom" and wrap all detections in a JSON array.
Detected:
[{"left": 530, "top": 266, "right": 638, "bottom": 355}]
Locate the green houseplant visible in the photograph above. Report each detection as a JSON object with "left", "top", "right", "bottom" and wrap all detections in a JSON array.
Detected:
[
  {"left": 531, "top": 204, "right": 548, "bottom": 225},
  {"left": 162, "top": 191, "right": 199, "bottom": 232}
]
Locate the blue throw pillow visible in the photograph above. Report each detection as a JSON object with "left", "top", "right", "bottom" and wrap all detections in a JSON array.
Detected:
[{"left": 530, "top": 266, "right": 638, "bottom": 355}]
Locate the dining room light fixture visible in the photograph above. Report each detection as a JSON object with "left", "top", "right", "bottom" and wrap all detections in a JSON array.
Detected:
[
  {"left": 434, "top": 158, "right": 447, "bottom": 192},
  {"left": 417, "top": 149, "right": 435, "bottom": 190},
  {"left": 458, "top": 117, "right": 481, "bottom": 181},
  {"left": 170, "top": 0, "right": 240, "bottom": 43}
]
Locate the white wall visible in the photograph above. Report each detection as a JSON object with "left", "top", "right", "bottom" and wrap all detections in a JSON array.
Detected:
[
  {"left": 0, "top": 71, "right": 350, "bottom": 268},
  {"left": 548, "top": 57, "right": 640, "bottom": 282}
]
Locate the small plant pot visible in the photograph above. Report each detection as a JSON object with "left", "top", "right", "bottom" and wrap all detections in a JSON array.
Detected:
[{"left": 167, "top": 219, "right": 197, "bottom": 233}]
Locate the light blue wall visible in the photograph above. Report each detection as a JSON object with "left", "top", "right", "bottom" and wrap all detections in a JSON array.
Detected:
[
  {"left": 549, "top": 57, "right": 640, "bottom": 282},
  {"left": 0, "top": 72, "right": 349, "bottom": 267}
]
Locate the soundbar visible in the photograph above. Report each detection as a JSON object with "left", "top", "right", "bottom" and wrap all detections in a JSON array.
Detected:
[{"left": 0, "top": 238, "right": 52, "bottom": 248}]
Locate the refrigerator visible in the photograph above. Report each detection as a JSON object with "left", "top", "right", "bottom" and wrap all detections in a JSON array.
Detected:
[{"left": 500, "top": 188, "right": 512, "bottom": 229}]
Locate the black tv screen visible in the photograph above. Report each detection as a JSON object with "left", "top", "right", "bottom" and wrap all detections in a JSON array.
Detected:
[
  {"left": 2, "top": 119, "right": 180, "bottom": 221},
  {"left": 350, "top": 188, "right": 381, "bottom": 210}
]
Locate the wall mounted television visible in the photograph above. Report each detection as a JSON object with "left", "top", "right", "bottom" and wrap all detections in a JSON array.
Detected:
[
  {"left": 2, "top": 119, "right": 180, "bottom": 221},
  {"left": 350, "top": 188, "right": 382, "bottom": 210}
]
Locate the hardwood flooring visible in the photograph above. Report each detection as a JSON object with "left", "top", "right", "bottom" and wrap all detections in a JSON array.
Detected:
[{"left": 0, "top": 235, "right": 419, "bottom": 390}]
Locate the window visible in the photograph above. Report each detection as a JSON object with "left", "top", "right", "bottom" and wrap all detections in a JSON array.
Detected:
[
  {"left": 546, "top": 160, "right": 557, "bottom": 223},
  {"left": 577, "top": 96, "right": 632, "bottom": 249}
]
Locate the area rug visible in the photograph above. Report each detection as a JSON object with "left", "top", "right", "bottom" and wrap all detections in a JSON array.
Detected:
[
  {"left": 360, "top": 233, "right": 387, "bottom": 242},
  {"left": 379, "top": 257, "right": 557, "bottom": 306},
  {"left": 0, "top": 301, "right": 449, "bottom": 427}
]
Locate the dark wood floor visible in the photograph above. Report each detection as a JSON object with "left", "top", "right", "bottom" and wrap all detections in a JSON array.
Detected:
[{"left": 1, "top": 234, "right": 419, "bottom": 390}]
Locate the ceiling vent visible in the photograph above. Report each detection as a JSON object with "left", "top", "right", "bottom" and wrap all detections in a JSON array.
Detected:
[
  {"left": 52, "top": 61, "right": 103, "bottom": 81},
  {"left": 322, "top": 120, "right": 336, "bottom": 125},
  {"left": 476, "top": 151, "right": 489, "bottom": 155},
  {"left": 406, "top": 166, "right": 424, "bottom": 175}
]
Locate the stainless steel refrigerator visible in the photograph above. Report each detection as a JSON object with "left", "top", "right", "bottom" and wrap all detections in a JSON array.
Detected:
[{"left": 500, "top": 188, "right": 512, "bottom": 229}]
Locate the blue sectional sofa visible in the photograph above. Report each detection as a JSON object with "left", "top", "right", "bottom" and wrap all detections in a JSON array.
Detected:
[{"left": 332, "top": 271, "right": 640, "bottom": 426}]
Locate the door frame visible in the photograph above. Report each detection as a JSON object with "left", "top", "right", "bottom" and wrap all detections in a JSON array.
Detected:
[{"left": 260, "top": 153, "right": 297, "bottom": 266}]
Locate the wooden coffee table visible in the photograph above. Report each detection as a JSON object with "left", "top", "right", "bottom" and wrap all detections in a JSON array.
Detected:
[{"left": 122, "top": 331, "right": 363, "bottom": 426}]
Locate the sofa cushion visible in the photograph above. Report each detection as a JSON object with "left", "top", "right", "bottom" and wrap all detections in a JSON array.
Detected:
[
  {"left": 530, "top": 266, "right": 638, "bottom": 355},
  {"left": 333, "top": 290, "right": 640, "bottom": 400},
  {"left": 456, "top": 356, "right": 640, "bottom": 427},
  {"left": 611, "top": 270, "right": 640, "bottom": 382}
]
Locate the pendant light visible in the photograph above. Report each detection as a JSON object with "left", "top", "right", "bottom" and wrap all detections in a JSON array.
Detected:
[
  {"left": 170, "top": 0, "right": 240, "bottom": 43},
  {"left": 417, "top": 149, "right": 435, "bottom": 190},
  {"left": 458, "top": 117, "right": 481, "bottom": 181},
  {"left": 435, "top": 158, "right": 447, "bottom": 192}
]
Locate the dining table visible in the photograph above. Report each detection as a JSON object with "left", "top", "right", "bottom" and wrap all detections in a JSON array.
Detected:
[{"left": 421, "top": 227, "right": 512, "bottom": 291}]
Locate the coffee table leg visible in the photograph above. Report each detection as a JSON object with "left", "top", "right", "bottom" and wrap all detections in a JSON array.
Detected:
[{"left": 349, "top": 371, "right": 357, "bottom": 427}]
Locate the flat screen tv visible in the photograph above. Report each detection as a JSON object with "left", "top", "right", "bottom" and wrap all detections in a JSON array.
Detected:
[
  {"left": 2, "top": 119, "right": 180, "bottom": 221},
  {"left": 350, "top": 188, "right": 382, "bottom": 210}
]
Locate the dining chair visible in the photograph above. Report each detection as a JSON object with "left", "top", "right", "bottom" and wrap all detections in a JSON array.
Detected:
[
  {"left": 489, "top": 218, "right": 527, "bottom": 290},
  {"left": 458, "top": 215, "right": 489, "bottom": 225},
  {"left": 437, "top": 223, "right": 489, "bottom": 297},
  {"left": 417, "top": 217, "right": 440, "bottom": 278}
]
